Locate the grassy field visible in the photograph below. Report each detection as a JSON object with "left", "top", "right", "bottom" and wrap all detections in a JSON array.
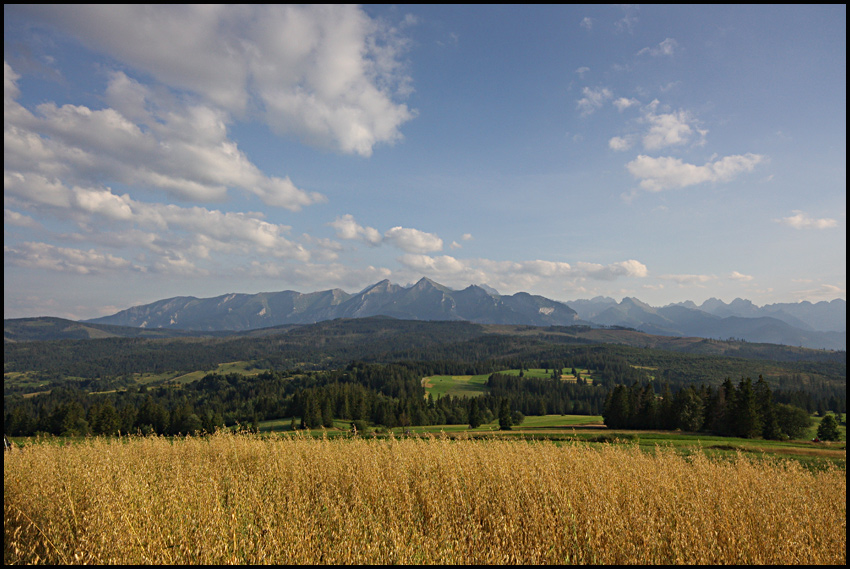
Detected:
[
  {"left": 420, "top": 374, "right": 490, "bottom": 398},
  {"left": 134, "top": 360, "right": 264, "bottom": 385},
  {"left": 420, "top": 368, "right": 596, "bottom": 399},
  {"left": 4, "top": 432, "right": 844, "bottom": 564},
  {"left": 497, "top": 367, "right": 596, "bottom": 382},
  {"left": 242, "top": 414, "right": 844, "bottom": 468}
]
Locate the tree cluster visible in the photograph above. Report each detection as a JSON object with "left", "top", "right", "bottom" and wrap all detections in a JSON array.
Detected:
[{"left": 603, "top": 376, "right": 814, "bottom": 439}]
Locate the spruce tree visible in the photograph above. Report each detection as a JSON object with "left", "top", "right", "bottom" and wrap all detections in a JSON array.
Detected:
[
  {"left": 498, "top": 398, "right": 513, "bottom": 430},
  {"left": 468, "top": 399, "right": 482, "bottom": 429},
  {"left": 732, "top": 378, "right": 762, "bottom": 438},
  {"left": 816, "top": 414, "right": 840, "bottom": 441},
  {"left": 754, "top": 376, "right": 781, "bottom": 440}
]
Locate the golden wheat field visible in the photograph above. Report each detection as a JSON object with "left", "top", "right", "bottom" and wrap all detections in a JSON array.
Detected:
[{"left": 4, "top": 432, "right": 846, "bottom": 565}]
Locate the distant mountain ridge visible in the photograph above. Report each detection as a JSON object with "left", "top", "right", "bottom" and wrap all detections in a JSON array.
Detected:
[
  {"left": 85, "top": 277, "right": 581, "bottom": 331},
  {"left": 82, "top": 278, "right": 845, "bottom": 350},
  {"left": 567, "top": 296, "right": 845, "bottom": 350}
]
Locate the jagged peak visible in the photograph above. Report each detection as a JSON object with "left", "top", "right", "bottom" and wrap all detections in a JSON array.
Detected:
[
  {"left": 621, "top": 297, "right": 652, "bottom": 309},
  {"left": 477, "top": 283, "right": 501, "bottom": 296}
]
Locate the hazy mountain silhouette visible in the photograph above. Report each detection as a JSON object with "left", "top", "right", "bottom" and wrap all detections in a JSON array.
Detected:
[{"left": 84, "top": 279, "right": 845, "bottom": 350}]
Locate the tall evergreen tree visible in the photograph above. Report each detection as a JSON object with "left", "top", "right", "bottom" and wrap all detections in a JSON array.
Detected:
[
  {"left": 603, "top": 385, "right": 630, "bottom": 429},
  {"left": 816, "top": 414, "right": 840, "bottom": 441},
  {"left": 636, "top": 383, "right": 658, "bottom": 430},
  {"left": 658, "top": 383, "right": 676, "bottom": 430},
  {"left": 498, "top": 398, "right": 512, "bottom": 430},
  {"left": 732, "top": 378, "right": 762, "bottom": 438},
  {"left": 674, "top": 386, "right": 705, "bottom": 432},
  {"left": 468, "top": 399, "right": 482, "bottom": 429},
  {"left": 754, "top": 376, "right": 781, "bottom": 440}
]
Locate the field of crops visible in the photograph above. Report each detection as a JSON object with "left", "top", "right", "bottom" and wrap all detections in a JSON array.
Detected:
[{"left": 4, "top": 432, "right": 845, "bottom": 564}]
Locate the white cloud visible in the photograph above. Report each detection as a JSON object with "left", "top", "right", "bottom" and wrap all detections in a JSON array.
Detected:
[
  {"left": 4, "top": 242, "right": 140, "bottom": 274},
  {"left": 775, "top": 211, "right": 838, "bottom": 230},
  {"left": 580, "top": 260, "right": 649, "bottom": 280},
  {"left": 329, "top": 215, "right": 445, "bottom": 253},
  {"left": 576, "top": 86, "right": 613, "bottom": 116},
  {"left": 626, "top": 153, "right": 766, "bottom": 192},
  {"left": 246, "top": 260, "right": 392, "bottom": 292},
  {"left": 658, "top": 273, "right": 716, "bottom": 286},
  {"left": 73, "top": 186, "right": 134, "bottom": 220},
  {"left": 4, "top": 64, "right": 326, "bottom": 210},
  {"left": 792, "top": 284, "right": 845, "bottom": 301},
  {"left": 729, "top": 271, "right": 754, "bottom": 282},
  {"left": 4, "top": 61, "right": 21, "bottom": 101},
  {"left": 637, "top": 38, "right": 678, "bottom": 57},
  {"left": 396, "top": 255, "right": 648, "bottom": 294},
  {"left": 575, "top": 66, "right": 590, "bottom": 78},
  {"left": 5, "top": 174, "right": 313, "bottom": 265},
  {"left": 384, "top": 226, "right": 443, "bottom": 254},
  {"left": 4, "top": 208, "right": 40, "bottom": 228},
  {"left": 615, "top": 6, "right": 639, "bottom": 34},
  {"left": 23, "top": 5, "right": 415, "bottom": 157},
  {"left": 461, "top": 233, "right": 473, "bottom": 241},
  {"left": 642, "top": 107, "right": 705, "bottom": 150},
  {"left": 398, "top": 253, "right": 467, "bottom": 274},
  {"left": 328, "top": 214, "right": 383, "bottom": 245},
  {"left": 613, "top": 97, "right": 639, "bottom": 112},
  {"left": 609, "top": 136, "right": 634, "bottom": 151},
  {"left": 580, "top": 17, "right": 593, "bottom": 30}
]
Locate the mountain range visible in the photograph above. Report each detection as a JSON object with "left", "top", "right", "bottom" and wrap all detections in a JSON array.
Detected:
[{"left": 83, "top": 278, "right": 845, "bottom": 350}]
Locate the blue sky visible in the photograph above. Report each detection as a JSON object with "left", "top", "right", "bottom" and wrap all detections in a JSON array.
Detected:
[{"left": 4, "top": 5, "right": 846, "bottom": 320}]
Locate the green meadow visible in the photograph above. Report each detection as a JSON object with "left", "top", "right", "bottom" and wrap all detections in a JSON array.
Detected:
[
  {"left": 420, "top": 368, "right": 599, "bottom": 400},
  {"left": 420, "top": 374, "right": 490, "bottom": 398}
]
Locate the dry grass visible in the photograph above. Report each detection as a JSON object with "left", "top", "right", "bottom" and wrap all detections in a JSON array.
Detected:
[{"left": 4, "top": 432, "right": 845, "bottom": 564}]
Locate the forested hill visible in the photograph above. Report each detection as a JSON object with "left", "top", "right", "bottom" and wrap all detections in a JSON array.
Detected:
[
  {"left": 3, "top": 317, "right": 239, "bottom": 342},
  {"left": 5, "top": 317, "right": 844, "bottom": 437},
  {"left": 5, "top": 317, "right": 844, "bottom": 384},
  {"left": 5, "top": 316, "right": 845, "bottom": 364}
]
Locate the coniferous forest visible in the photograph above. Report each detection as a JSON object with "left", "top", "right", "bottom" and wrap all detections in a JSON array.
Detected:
[{"left": 4, "top": 317, "right": 845, "bottom": 438}]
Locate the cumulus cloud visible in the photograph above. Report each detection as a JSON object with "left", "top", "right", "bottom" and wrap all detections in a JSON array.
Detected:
[
  {"left": 637, "top": 38, "right": 678, "bottom": 57},
  {"left": 641, "top": 105, "right": 706, "bottom": 150},
  {"left": 626, "top": 153, "right": 765, "bottom": 192},
  {"left": 615, "top": 6, "right": 639, "bottom": 34},
  {"left": 729, "top": 271, "right": 755, "bottom": 282},
  {"left": 658, "top": 273, "right": 716, "bottom": 286},
  {"left": 4, "top": 65, "right": 326, "bottom": 210},
  {"left": 329, "top": 214, "right": 383, "bottom": 245},
  {"left": 577, "top": 260, "right": 649, "bottom": 280},
  {"left": 384, "top": 226, "right": 443, "bottom": 254},
  {"left": 577, "top": 86, "right": 613, "bottom": 116},
  {"left": 792, "top": 284, "right": 845, "bottom": 301},
  {"left": 246, "top": 260, "right": 392, "bottom": 292},
  {"left": 609, "top": 136, "right": 634, "bottom": 151},
  {"left": 5, "top": 174, "right": 313, "bottom": 265},
  {"left": 4, "top": 242, "right": 141, "bottom": 274},
  {"left": 20, "top": 4, "right": 415, "bottom": 157},
  {"left": 4, "top": 208, "right": 40, "bottom": 228},
  {"left": 4, "top": 61, "right": 20, "bottom": 101},
  {"left": 775, "top": 211, "right": 838, "bottom": 230},
  {"left": 396, "top": 255, "right": 648, "bottom": 294},
  {"left": 329, "top": 215, "right": 443, "bottom": 253},
  {"left": 613, "top": 97, "right": 639, "bottom": 112}
]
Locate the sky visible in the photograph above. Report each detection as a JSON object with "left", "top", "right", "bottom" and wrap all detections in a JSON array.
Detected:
[{"left": 4, "top": 5, "right": 846, "bottom": 320}]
